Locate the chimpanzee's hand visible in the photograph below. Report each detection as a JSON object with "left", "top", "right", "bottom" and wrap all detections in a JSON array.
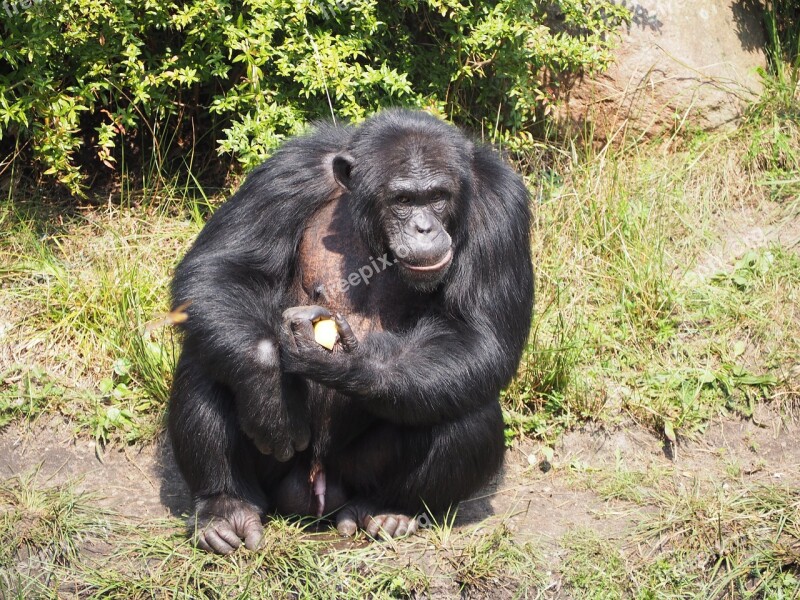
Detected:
[
  {"left": 280, "top": 306, "right": 359, "bottom": 376},
  {"left": 238, "top": 374, "right": 310, "bottom": 462}
]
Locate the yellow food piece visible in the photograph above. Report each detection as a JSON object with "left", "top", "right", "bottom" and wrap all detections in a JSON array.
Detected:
[{"left": 313, "top": 318, "right": 338, "bottom": 350}]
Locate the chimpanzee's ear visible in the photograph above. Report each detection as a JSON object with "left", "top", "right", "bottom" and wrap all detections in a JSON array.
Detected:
[{"left": 332, "top": 153, "right": 353, "bottom": 191}]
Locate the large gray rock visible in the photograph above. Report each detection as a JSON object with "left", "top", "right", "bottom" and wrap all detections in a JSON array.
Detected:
[{"left": 558, "top": 0, "right": 768, "bottom": 138}]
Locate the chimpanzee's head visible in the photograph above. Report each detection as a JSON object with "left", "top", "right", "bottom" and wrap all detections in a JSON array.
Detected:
[{"left": 332, "top": 110, "right": 473, "bottom": 291}]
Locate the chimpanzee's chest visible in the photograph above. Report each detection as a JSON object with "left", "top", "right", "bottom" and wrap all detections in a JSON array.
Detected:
[
  {"left": 296, "top": 196, "right": 422, "bottom": 335},
  {"left": 294, "top": 196, "right": 425, "bottom": 458}
]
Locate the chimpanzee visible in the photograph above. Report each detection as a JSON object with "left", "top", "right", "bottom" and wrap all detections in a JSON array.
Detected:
[{"left": 168, "top": 109, "right": 533, "bottom": 554}]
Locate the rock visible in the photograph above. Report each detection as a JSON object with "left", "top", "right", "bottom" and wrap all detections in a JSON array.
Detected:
[{"left": 557, "top": 0, "right": 768, "bottom": 138}]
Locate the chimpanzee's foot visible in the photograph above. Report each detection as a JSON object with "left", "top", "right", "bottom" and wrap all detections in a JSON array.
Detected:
[
  {"left": 336, "top": 501, "right": 418, "bottom": 539},
  {"left": 190, "top": 494, "right": 264, "bottom": 554}
]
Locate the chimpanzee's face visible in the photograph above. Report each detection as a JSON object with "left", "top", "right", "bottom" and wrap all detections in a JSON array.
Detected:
[
  {"left": 332, "top": 113, "right": 472, "bottom": 291},
  {"left": 379, "top": 156, "right": 457, "bottom": 289}
]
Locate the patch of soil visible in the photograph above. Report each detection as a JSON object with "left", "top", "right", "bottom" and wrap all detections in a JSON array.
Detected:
[
  {"left": 3, "top": 407, "right": 799, "bottom": 527},
  {"left": 3, "top": 381, "right": 796, "bottom": 595},
  {"left": 462, "top": 439, "right": 638, "bottom": 545},
  {"left": 2, "top": 407, "right": 798, "bottom": 588},
  {"left": 555, "top": 406, "right": 799, "bottom": 486},
  {"left": 688, "top": 202, "right": 800, "bottom": 280},
  {"left": 0, "top": 417, "right": 189, "bottom": 519}
]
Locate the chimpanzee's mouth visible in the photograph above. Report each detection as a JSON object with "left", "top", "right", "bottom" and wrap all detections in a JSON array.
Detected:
[{"left": 397, "top": 248, "right": 453, "bottom": 272}]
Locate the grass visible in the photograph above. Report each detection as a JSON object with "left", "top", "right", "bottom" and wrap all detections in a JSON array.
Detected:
[
  {"left": 560, "top": 528, "right": 629, "bottom": 599},
  {"left": 2, "top": 119, "right": 799, "bottom": 596},
  {"left": 636, "top": 481, "right": 800, "bottom": 598},
  {"left": 2, "top": 100, "right": 798, "bottom": 448},
  {"left": 0, "top": 483, "right": 543, "bottom": 599},
  {"left": 549, "top": 470, "right": 795, "bottom": 597},
  {"left": 0, "top": 472, "right": 111, "bottom": 598},
  {"left": 566, "top": 443, "right": 800, "bottom": 598},
  {"left": 507, "top": 124, "right": 799, "bottom": 444},
  {"left": 0, "top": 203, "right": 197, "bottom": 445}
]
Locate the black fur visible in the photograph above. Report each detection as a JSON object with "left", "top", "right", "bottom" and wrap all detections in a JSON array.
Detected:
[{"left": 169, "top": 109, "right": 533, "bottom": 552}]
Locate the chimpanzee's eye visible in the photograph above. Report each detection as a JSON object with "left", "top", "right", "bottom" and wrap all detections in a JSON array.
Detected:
[
  {"left": 395, "top": 195, "right": 410, "bottom": 204},
  {"left": 432, "top": 200, "right": 447, "bottom": 214}
]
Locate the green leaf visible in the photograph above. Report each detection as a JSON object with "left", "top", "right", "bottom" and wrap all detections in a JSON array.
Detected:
[
  {"left": 663, "top": 420, "right": 676, "bottom": 443},
  {"left": 99, "top": 378, "right": 114, "bottom": 394},
  {"left": 699, "top": 370, "right": 716, "bottom": 385},
  {"left": 106, "top": 406, "right": 121, "bottom": 422},
  {"left": 113, "top": 358, "right": 131, "bottom": 379}
]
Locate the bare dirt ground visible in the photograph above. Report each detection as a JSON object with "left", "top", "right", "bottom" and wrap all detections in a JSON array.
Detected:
[
  {"left": 689, "top": 202, "right": 800, "bottom": 281},
  {"left": 2, "top": 406, "right": 797, "bottom": 578}
]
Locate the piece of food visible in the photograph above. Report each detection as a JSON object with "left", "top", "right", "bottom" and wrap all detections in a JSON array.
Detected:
[{"left": 313, "top": 318, "right": 338, "bottom": 350}]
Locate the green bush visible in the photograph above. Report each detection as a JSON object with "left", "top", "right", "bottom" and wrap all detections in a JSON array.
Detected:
[{"left": 0, "top": 0, "right": 628, "bottom": 194}]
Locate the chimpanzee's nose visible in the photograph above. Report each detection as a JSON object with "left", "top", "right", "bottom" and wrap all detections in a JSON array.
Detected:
[{"left": 414, "top": 213, "right": 434, "bottom": 235}]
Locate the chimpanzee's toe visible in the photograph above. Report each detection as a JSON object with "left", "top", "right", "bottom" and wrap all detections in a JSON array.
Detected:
[
  {"left": 190, "top": 495, "right": 264, "bottom": 554},
  {"left": 335, "top": 501, "right": 417, "bottom": 540},
  {"left": 365, "top": 513, "right": 417, "bottom": 539}
]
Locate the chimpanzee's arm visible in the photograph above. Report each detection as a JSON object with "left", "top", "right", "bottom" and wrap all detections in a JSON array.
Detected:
[
  {"left": 283, "top": 294, "right": 529, "bottom": 426},
  {"left": 172, "top": 124, "right": 349, "bottom": 459}
]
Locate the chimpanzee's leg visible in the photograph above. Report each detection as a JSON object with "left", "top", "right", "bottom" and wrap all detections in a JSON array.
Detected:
[
  {"left": 334, "top": 401, "right": 505, "bottom": 538},
  {"left": 169, "top": 348, "right": 285, "bottom": 554}
]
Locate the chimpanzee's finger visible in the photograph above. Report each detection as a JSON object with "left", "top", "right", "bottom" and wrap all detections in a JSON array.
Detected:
[
  {"left": 281, "top": 305, "right": 332, "bottom": 322},
  {"left": 280, "top": 317, "right": 298, "bottom": 350},
  {"left": 334, "top": 314, "right": 359, "bottom": 352},
  {"left": 292, "top": 422, "right": 311, "bottom": 452},
  {"left": 200, "top": 528, "right": 236, "bottom": 555},
  {"left": 290, "top": 318, "right": 317, "bottom": 349}
]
